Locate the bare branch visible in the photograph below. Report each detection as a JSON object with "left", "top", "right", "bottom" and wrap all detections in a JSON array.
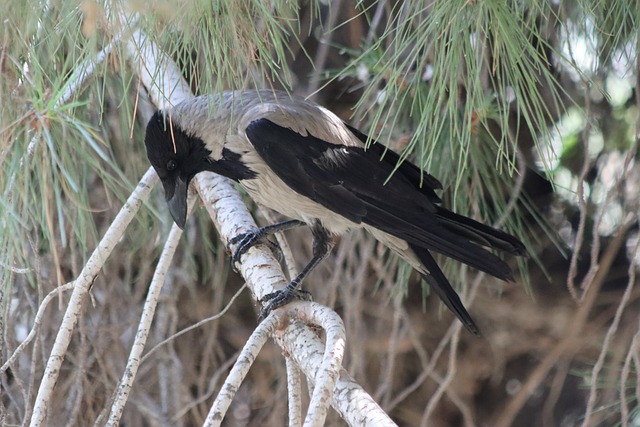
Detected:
[
  {"left": 494, "top": 217, "right": 636, "bottom": 427},
  {"left": 276, "top": 303, "right": 397, "bottom": 426},
  {"left": 204, "top": 312, "right": 283, "bottom": 426},
  {"left": 29, "top": 167, "right": 158, "bottom": 427},
  {"left": 581, "top": 215, "right": 638, "bottom": 427},
  {"left": 286, "top": 357, "right": 304, "bottom": 427},
  {"left": 106, "top": 196, "right": 195, "bottom": 427},
  {"left": 1, "top": 282, "right": 74, "bottom": 373}
]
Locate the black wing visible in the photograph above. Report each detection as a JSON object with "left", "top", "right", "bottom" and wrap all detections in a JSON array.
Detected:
[
  {"left": 344, "top": 123, "right": 443, "bottom": 201},
  {"left": 245, "top": 118, "right": 520, "bottom": 277},
  {"left": 347, "top": 122, "right": 525, "bottom": 257}
]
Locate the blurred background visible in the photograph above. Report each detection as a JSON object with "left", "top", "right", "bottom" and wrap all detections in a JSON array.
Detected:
[{"left": 1, "top": 0, "right": 639, "bottom": 426}]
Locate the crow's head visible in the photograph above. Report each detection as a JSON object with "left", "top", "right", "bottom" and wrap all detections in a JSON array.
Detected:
[{"left": 144, "top": 110, "right": 213, "bottom": 228}]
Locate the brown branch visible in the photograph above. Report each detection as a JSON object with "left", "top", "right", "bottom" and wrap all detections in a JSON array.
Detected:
[{"left": 493, "top": 217, "right": 635, "bottom": 427}]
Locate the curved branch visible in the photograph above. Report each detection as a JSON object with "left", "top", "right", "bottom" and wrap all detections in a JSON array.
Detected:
[
  {"left": 204, "top": 312, "right": 284, "bottom": 426},
  {"left": 1, "top": 282, "right": 74, "bottom": 373},
  {"left": 106, "top": 196, "right": 195, "bottom": 426},
  {"left": 29, "top": 167, "right": 158, "bottom": 427}
]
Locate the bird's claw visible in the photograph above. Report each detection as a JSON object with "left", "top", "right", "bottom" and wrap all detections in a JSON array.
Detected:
[
  {"left": 258, "top": 287, "right": 313, "bottom": 320},
  {"left": 229, "top": 230, "right": 261, "bottom": 264},
  {"left": 229, "top": 229, "right": 281, "bottom": 267}
]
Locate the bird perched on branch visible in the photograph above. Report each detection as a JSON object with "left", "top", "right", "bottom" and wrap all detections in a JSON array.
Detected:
[{"left": 144, "top": 89, "right": 526, "bottom": 334}]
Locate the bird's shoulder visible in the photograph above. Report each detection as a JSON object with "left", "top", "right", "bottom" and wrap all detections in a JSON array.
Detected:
[{"left": 235, "top": 96, "right": 361, "bottom": 148}]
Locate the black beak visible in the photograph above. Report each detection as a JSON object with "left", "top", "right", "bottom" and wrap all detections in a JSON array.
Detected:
[{"left": 162, "top": 176, "right": 189, "bottom": 229}]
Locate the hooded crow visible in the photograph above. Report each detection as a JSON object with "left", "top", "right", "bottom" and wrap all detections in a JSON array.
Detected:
[{"left": 144, "top": 89, "right": 526, "bottom": 334}]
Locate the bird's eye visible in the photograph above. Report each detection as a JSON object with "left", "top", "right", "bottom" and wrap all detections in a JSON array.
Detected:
[{"left": 166, "top": 160, "right": 177, "bottom": 171}]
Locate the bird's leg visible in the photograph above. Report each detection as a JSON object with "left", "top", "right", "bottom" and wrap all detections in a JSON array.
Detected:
[
  {"left": 258, "top": 223, "right": 334, "bottom": 320},
  {"left": 229, "top": 219, "right": 305, "bottom": 265}
]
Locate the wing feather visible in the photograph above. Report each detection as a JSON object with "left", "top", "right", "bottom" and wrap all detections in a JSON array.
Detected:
[{"left": 245, "top": 118, "right": 519, "bottom": 280}]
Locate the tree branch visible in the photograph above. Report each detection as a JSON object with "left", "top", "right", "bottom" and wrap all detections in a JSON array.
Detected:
[{"left": 29, "top": 168, "right": 158, "bottom": 427}]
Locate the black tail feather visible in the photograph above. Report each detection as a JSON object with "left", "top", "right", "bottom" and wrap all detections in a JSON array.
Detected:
[
  {"left": 436, "top": 207, "right": 526, "bottom": 256},
  {"left": 364, "top": 205, "right": 520, "bottom": 282},
  {"left": 411, "top": 245, "right": 480, "bottom": 335}
]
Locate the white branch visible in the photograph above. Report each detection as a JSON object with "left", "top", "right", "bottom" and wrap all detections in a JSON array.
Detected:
[
  {"left": 106, "top": 196, "right": 195, "bottom": 427},
  {"left": 277, "top": 303, "right": 396, "bottom": 427},
  {"left": 286, "top": 357, "right": 304, "bottom": 427},
  {"left": 24, "top": 18, "right": 135, "bottom": 159},
  {"left": 29, "top": 168, "right": 158, "bottom": 427},
  {"left": 204, "top": 312, "right": 284, "bottom": 426},
  {"left": 1, "top": 282, "right": 74, "bottom": 373},
  {"left": 297, "top": 303, "right": 346, "bottom": 427},
  {"left": 126, "top": 30, "right": 193, "bottom": 112}
]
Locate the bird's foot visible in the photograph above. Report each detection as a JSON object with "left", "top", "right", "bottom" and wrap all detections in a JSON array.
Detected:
[
  {"left": 258, "top": 285, "right": 313, "bottom": 320},
  {"left": 228, "top": 229, "right": 281, "bottom": 266}
]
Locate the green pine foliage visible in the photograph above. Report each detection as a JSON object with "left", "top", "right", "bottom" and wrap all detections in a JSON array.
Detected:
[{"left": 1, "top": 0, "right": 639, "bottom": 425}]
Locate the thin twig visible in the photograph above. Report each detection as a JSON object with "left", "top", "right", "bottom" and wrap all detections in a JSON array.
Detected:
[
  {"left": 619, "top": 328, "right": 640, "bottom": 427},
  {"left": 386, "top": 318, "right": 458, "bottom": 410},
  {"left": 365, "top": 0, "right": 387, "bottom": 46},
  {"left": 106, "top": 198, "right": 194, "bottom": 427},
  {"left": 421, "top": 322, "right": 462, "bottom": 427},
  {"left": 376, "top": 296, "right": 404, "bottom": 406},
  {"left": 581, "top": 213, "right": 639, "bottom": 427},
  {"left": 541, "top": 357, "right": 571, "bottom": 427},
  {"left": 170, "top": 349, "right": 241, "bottom": 421},
  {"left": 141, "top": 283, "right": 248, "bottom": 364},
  {"left": 204, "top": 312, "right": 284, "bottom": 426},
  {"left": 295, "top": 303, "right": 346, "bottom": 427},
  {"left": 307, "top": 0, "right": 344, "bottom": 99},
  {"left": 566, "top": 86, "right": 594, "bottom": 301},
  {"left": 493, "top": 217, "right": 635, "bottom": 427},
  {"left": 1, "top": 282, "right": 74, "bottom": 373},
  {"left": 420, "top": 270, "right": 488, "bottom": 427}
]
